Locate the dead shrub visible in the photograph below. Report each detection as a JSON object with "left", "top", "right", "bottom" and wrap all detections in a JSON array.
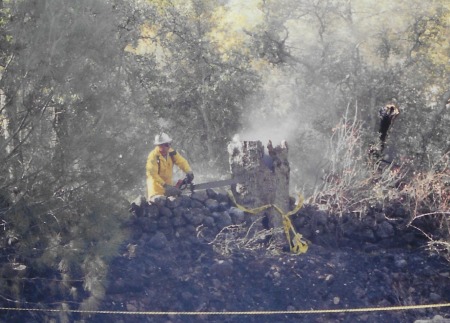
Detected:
[
  {"left": 204, "top": 220, "right": 283, "bottom": 256},
  {"left": 311, "top": 106, "right": 449, "bottom": 261},
  {"left": 405, "top": 154, "right": 449, "bottom": 261},
  {"left": 310, "top": 105, "right": 407, "bottom": 216}
]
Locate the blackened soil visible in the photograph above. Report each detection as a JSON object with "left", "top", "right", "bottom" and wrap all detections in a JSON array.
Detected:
[{"left": 97, "top": 203, "right": 450, "bottom": 323}]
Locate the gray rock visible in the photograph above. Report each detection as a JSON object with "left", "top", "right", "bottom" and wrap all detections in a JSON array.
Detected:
[
  {"left": 215, "top": 211, "right": 233, "bottom": 228},
  {"left": 158, "top": 216, "right": 172, "bottom": 229},
  {"left": 172, "top": 207, "right": 184, "bottom": 218},
  {"left": 201, "top": 207, "right": 212, "bottom": 217},
  {"left": 185, "top": 225, "right": 196, "bottom": 234},
  {"left": 159, "top": 206, "right": 173, "bottom": 217},
  {"left": 136, "top": 217, "right": 158, "bottom": 233},
  {"left": 218, "top": 201, "right": 230, "bottom": 211},
  {"left": 158, "top": 227, "right": 174, "bottom": 241},
  {"left": 191, "top": 207, "right": 205, "bottom": 216},
  {"left": 359, "top": 228, "right": 376, "bottom": 241},
  {"left": 314, "top": 211, "right": 328, "bottom": 226},
  {"left": 206, "top": 189, "right": 218, "bottom": 199},
  {"left": 191, "top": 190, "right": 209, "bottom": 202},
  {"left": 178, "top": 195, "right": 192, "bottom": 208},
  {"left": 190, "top": 214, "right": 204, "bottom": 226},
  {"left": 429, "top": 292, "right": 441, "bottom": 302},
  {"left": 166, "top": 196, "right": 182, "bottom": 209},
  {"left": 362, "top": 215, "right": 377, "bottom": 228},
  {"left": 149, "top": 195, "right": 166, "bottom": 207},
  {"left": 183, "top": 211, "right": 194, "bottom": 223},
  {"left": 216, "top": 193, "right": 230, "bottom": 203},
  {"left": 145, "top": 204, "right": 159, "bottom": 218},
  {"left": 229, "top": 207, "right": 245, "bottom": 224},
  {"left": 172, "top": 215, "right": 186, "bottom": 227},
  {"left": 149, "top": 232, "right": 168, "bottom": 250},
  {"left": 203, "top": 216, "right": 215, "bottom": 228},
  {"left": 175, "top": 227, "right": 190, "bottom": 239},
  {"left": 205, "top": 199, "right": 219, "bottom": 211},
  {"left": 374, "top": 212, "right": 386, "bottom": 223},
  {"left": 188, "top": 199, "right": 203, "bottom": 209}
]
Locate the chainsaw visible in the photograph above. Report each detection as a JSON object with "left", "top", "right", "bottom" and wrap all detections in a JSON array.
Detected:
[{"left": 175, "top": 175, "right": 242, "bottom": 192}]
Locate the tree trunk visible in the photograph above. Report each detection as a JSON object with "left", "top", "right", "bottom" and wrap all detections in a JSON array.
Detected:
[
  {"left": 1, "top": 92, "right": 23, "bottom": 183},
  {"left": 228, "top": 139, "right": 290, "bottom": 244},
  {"left": 199, "top": 98, "right": 215, "bottom": 163},
  {"left": 52, "top": 104, "right": 68, "bottom": 177}
]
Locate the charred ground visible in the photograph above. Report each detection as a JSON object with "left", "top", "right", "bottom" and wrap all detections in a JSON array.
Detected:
[{"left": 100, "top": 192, "right": 450, "bottom": 323}]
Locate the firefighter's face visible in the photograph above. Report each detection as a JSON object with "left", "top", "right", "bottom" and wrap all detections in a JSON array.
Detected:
[{"left": 158, "top": 143, "right": 170, "bottom": 155}]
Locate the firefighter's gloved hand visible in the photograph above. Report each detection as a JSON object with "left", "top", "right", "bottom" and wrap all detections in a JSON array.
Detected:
[
  {"left": 186, "top": 171, "right": 194, "bottom": 183},
  {"left": 163, "top": 184, "right": 182, "bottom": 197}
]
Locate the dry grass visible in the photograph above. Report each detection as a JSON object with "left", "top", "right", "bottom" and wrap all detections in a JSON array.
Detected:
[
  {"left": 205, "top": 220, "right": 284, "bottom": 256},
  {"left": 310, "top": 106, "right": 450, "bottom": 261},
  {"left": 404, "top": 154, "right": 450, "bottom": 259},
  {"left": 310, "top": 106, "right": 407, "bottom": 216}
]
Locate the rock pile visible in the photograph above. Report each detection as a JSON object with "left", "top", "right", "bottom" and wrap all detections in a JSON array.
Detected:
[
  {"left": 128, "top": 190, "right": 249, "bottom": 247},
  {"left": 293, "top": 202, "right": 427, "bottom": 250},
  {"left": 128, "top": 191, "right": 426, "bottom": 254}
]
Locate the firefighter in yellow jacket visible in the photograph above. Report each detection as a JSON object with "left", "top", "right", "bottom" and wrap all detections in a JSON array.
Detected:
[{"left": 146, "top": 132, "right": 194, "bottom": 198}]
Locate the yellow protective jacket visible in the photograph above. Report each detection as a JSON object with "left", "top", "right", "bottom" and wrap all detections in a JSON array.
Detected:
[{"left": 146, "top": 147, "right": 192, "bottom": 197}]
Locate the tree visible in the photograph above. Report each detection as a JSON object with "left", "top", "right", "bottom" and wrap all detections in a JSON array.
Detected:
[
  {"left": 0, "top": 0, "right": 147, "bottom": 315},
  {"left": 132, "top": 0, "right": 261, "bottom": 172}
]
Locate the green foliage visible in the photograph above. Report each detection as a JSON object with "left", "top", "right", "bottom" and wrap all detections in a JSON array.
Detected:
[
  {"left": 0, "top": 0, "right": 141, "bottom": 313},
  {"left": 141, "top": 0, "right": 261, "bottom": 172}
]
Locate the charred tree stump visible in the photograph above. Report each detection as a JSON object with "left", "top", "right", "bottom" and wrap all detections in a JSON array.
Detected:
[
  {"left": 228, "top": 139, "right": 290, "bottom": 244},
  {"left": 369, "top": 100, "right": 400, "bottom": 163},
  {"left": 378, "top": 102, "right": 400, "bottom": 152}
]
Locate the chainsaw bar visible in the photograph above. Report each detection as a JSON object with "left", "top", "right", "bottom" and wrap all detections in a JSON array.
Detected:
[
  {"left": 182, "top": 177, "right": 242, "bottom": 191},
  {"left": 193, "top": 178, "right": 242, "bottom": 190}
]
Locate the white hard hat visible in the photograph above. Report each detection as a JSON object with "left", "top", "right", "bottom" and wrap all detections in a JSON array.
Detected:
[{"left": 154, "top": 132, "right": 173, "bottom": 145}]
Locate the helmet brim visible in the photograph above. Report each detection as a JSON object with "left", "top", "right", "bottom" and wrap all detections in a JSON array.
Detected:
[{"left": 154, "top": 132, "right": 173, "bottom": 145}]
